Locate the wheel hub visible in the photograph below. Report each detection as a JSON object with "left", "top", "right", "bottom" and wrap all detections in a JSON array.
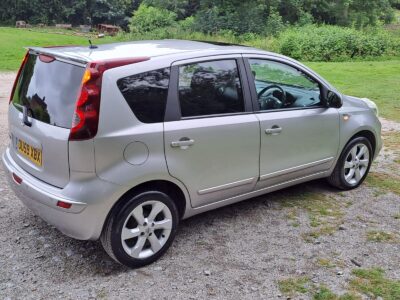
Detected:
[{"left": 121, "top": 200, "right": 173, "bottom": 259}]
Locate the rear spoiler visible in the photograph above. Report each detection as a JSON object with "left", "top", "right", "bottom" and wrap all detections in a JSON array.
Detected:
[{"left": 27, "top": 47, "right": 88, "bottom": 66}]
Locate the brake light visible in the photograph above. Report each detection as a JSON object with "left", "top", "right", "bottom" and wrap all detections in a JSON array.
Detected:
[
  {"left": 69, "top": 57, "right": 149, "bottom": 141},
  {"left": 39, "top": 54, "right": 55, "bottom": 63},
  {"left": 9, "top": 51, "right": 29, "bottom": 104}
]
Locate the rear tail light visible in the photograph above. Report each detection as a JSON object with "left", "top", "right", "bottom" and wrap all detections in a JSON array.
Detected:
[
  {"left": 9, "top": 51, "right": 29, "bottom": 104},
  {"left": 69, "top": 57, "right": 149, "bottom": 141}
]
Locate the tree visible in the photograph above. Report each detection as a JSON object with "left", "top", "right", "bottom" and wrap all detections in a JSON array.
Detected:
[{"left": 130, "top": 4, "right": 177, "bottom": 33}]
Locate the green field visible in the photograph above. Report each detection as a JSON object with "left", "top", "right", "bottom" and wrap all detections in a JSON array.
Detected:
[
  {"left": 0, "top": 27, "right": 114, "bottom": 70},
  {"left": 1, "top": 27, "right": 399, "bottom": 122},
  {"left": 307, "top": 60, "right": 400, "bottom": 122}
]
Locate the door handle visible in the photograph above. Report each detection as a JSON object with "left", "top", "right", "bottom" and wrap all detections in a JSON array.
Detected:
[
  {"left": 171, "top": 138, "right": 195, "bottom": 149},
  {"left": 265, "top": 126, "right": 282, "bottom": 135}
]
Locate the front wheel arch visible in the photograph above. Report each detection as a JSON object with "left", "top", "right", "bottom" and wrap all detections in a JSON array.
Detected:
[
  {"left": 347, "top": 130, "right": 376, "bottom": 158},
  {"left": 328, "top": 136, "right": 373, "bottom": 190}
]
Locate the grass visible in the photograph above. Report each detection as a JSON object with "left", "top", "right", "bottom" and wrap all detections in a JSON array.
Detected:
[
  {"left": 307, "top": 60, "right": 400, "bottom": 122},
  {"left": 366, "top": 230, "right": 397, "bottom": 243},
  {"left": 0, "top": 27, "right": 115, "bottom": 70},
  {"left": 350, "top": 268, "right": 400, "bottom": 300},
  {"left": 313, "top": 287, "right": 360, "bottom": 300},
  {"left": 382, "top": 131, "right": 400, "bottom": 163},
  {"left": 278, "top": 278, "right": 359, "bottom": 299},
  {"left": 366, "top": 172, "right": 400, "bottom": 196},
  {"left": 279, "top": 269, "right": 400, "bottom": 299},
  {"left": 366, "top": 131, "right": 400, "bottom": 194},
  {"left": 278, "top": 276, "right": 311, "bottom": 296},
  {"left": 280, "top": 189, "right": 344, "bottom": 241},
  {"left": 316, "top": 258, "right": 336, "bottom": 268}
]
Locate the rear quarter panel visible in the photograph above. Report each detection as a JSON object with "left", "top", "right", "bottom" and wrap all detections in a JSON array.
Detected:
[{"left": 93, "top": 57, "right": 191, "bottom": 206}]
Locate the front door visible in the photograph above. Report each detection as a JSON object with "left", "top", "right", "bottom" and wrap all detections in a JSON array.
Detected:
[
  {"left": 245, "top": 57, "right": 340, "bottom": 188},
  {"left": 164, "top": 57, "right": 260, "bottom": 208}
]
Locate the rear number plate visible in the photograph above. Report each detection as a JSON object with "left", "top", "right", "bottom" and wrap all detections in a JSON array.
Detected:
[{"left": 17, "top": 139, "right": 42, "bottom": 167}]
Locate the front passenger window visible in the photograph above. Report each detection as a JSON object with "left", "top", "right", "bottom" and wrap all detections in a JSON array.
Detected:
[
  {"left": 178, "top": 60, "right": 245, "bottom": 118},
  {"left": 249, "top": 59, "right": 321, "bottom": 111}
]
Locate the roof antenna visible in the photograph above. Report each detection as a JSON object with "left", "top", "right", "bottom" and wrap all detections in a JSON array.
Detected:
[{"left": 88, "top": 39, "right": 98, "bottom": 49}]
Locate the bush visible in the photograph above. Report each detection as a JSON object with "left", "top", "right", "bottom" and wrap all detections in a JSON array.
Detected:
[
  {"left": 265, "top": 10, "right": 285, "bottom": 36},
  {"left": 130, "top": 4, "right": 177, "bottom": 33},
  {"left": 277, "top": 25, "right": 400, "bottom": 61},
  {"left": 178, "top": 16, "right": 195, "bottom": 31},
  {"left": 120, "top": 21, "right": 399, "bottom": 62}
]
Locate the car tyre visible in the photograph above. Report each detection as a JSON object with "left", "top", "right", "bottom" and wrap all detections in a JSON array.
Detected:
[
  {"left": 101, "top": 191, "right": 179, "bottom": 268},
  {"left": 327, "top": 136, "right": 373, "bottom": 190}
]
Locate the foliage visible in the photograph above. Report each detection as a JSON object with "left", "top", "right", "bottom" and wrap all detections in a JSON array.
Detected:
[
  {"left": 192, "top": 1, "right": 267, "bottom": 35},
  {"left": 1, "top": 0, "right": 397, "bottom": 33},
  {"left": 0, "top": 0, "right": 132, "bottom": 26},
  {"left": 265, "top": 9, "right": 285, "bottom": 36},
  {"left": 278, "top": 25, "right": 400, "bottom": 61},
  {"left": 142, "top": 0, "right": 196, "bottom": 19},
  {"left": 129, "top": 4, "right": 177, "bottom": 33}
]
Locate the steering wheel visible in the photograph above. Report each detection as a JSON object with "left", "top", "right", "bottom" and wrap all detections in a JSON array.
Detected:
[{"left": 257, "top": 85, "right": 287, "bottom": 110}]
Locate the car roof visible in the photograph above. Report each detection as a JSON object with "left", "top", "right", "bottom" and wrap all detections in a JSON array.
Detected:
[
  {"left": 29, "top": 39, "right": 272, "bottom": 63},
  {"left": 28, "top": 39, "right": 336, "bottom": 91}
]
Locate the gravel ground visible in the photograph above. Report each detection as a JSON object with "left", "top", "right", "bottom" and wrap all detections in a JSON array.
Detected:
[{"left": 0, "top": 72, "right": 399, "bottom": 300}]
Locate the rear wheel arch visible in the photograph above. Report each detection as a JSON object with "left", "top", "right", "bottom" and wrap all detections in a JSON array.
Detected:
[{"left": 103, "top": 180, "right": 188, "bottom": 230}]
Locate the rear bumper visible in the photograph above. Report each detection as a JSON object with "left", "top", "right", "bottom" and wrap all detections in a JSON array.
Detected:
[{"left": 2, "top": 147, "right": 122, "bottom": 240}]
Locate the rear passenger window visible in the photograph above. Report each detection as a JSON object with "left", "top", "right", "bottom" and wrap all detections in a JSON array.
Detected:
[
  {"left": 178, "top": 60, "right": 244, "bottom": 118},
  {"left": 117, "top": 68, "right": 170, "bottom": 123}
]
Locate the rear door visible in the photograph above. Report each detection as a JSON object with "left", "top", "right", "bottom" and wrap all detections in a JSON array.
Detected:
[
  {"left": 164, "top": 56, "right": 260, "bottom": 208},
  {"left": 8, "top": 51, "right": 85, "bottom": 187}
]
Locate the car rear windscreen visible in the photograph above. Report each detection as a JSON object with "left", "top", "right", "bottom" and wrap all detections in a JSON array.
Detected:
[{"left": 12, "top": 53, "right": 85, "bottom": 129}]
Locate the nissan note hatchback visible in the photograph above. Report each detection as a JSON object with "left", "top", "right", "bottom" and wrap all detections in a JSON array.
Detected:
[{"left": 3, "top": 40, "right": 382, "bottom": 268}]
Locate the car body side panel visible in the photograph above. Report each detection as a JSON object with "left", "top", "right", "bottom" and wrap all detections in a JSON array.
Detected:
[
  {"left": 94, "top": 62, "right": 170, "bottom": 187},
  {"left": 255, "top": 108, "right": 340, "bottom": 189},
  {"left": 164, "top": 115, "right": 260, "bottom": 208}
]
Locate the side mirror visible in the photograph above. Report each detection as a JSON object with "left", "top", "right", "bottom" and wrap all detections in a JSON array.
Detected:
[{"left": 326, "top": 90, "right": 343, "bottom": 108}]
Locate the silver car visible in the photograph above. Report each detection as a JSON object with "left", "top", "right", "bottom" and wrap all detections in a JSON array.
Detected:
[{"left": 3, "top": 40, "right": 382, "bottom": 268}]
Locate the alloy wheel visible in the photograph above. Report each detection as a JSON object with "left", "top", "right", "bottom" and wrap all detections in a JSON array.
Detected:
[
  {"left": 121, "top": 200, "right": 173, "bottom": 259},
  {"left": 343, "top": 143, "right": 370, "bottom": 186}
]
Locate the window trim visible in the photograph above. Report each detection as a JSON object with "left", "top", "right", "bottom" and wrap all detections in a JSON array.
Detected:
[
  {"left": 165, "top": 56, "right": 253, "bottom": 122},
  {"left": 243, "top": 56, "right": 329, "bottom": 114}
]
